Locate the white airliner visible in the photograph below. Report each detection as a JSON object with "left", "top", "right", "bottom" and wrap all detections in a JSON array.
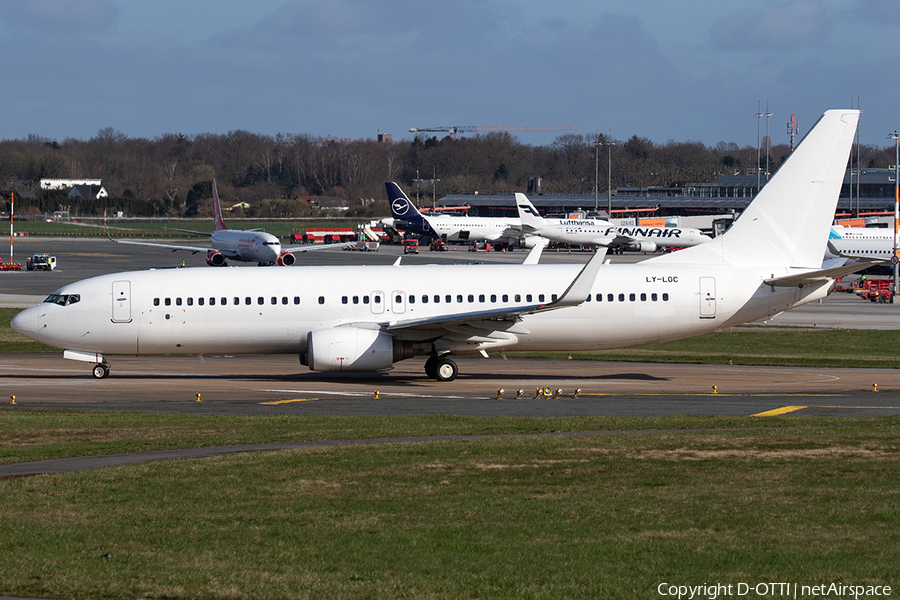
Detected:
[
  {"left": 826, "top": 225, "right": 898, "bottom": 261},
  {"left": 387, "top": 183, "right": 536, "bottom": 247},
  {"left": 13, "top": 110, "right": 869, "bottom": 381},
  {"left": 106, "top": 178, "right": 349, "bottom": 266},
  {"left": 516, "top": 194, "right": 712, "bottom": 252}
]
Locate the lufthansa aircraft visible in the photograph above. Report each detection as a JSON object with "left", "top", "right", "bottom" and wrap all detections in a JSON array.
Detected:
[
  {"left": 13, "top": 110, "right": 867, "bottom": 381},
  {"left": 387, "top": 183, "right": 533, "bottom": 246},
  {"left": 106, "top": 178, "right": 350, "bottom": 266},
  {"left": 516, "top": 194, "right": 712, "bottom": 252}
]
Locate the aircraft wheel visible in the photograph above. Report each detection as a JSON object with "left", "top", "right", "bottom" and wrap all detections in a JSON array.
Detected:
[
  {"left": 434, "top": 357, "right": 458, "bottom": 382},
  {"left": 424, "top": 356, "right": 438, "bottom": 379},
  {"left": 92, "top": 363, "right": 110, "bottom": 379}
]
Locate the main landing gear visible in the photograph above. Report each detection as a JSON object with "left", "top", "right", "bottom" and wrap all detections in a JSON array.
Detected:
[
  {"left": 424, "top": 356, "right": 458, "bottom": 382},
  {"left": 92, "top": 363, "right": 110, "bottom": 379}
]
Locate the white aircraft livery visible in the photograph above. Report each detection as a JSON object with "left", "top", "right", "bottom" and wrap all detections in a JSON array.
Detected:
[
  {"left": 106, "top": 178, "right": 349, "bottom": 266},
  {"left": 387, "top": 183, "right": 531, "bottom": 246},
  {"left": 13, "top": 110, "right": 863, "bottom": 381},
  {"left": 826, "top": 225, "right": 898, "bottom": 261},
  {"left": 516, "top": 194, "right": 712, "bottom": 251}
]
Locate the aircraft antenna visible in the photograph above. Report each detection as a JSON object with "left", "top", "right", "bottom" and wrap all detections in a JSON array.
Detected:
[{"left": 787, "top": 114, "right": 799, "bottom": 152}]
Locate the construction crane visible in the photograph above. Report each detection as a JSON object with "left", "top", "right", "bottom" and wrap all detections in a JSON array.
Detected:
[{"left": 409, "top": 125, "right": 577, "bottom": 137}]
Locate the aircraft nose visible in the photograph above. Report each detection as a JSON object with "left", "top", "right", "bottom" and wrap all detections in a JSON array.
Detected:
[{"left": 10, "top": 306, "right": 38, "bottom": 338}]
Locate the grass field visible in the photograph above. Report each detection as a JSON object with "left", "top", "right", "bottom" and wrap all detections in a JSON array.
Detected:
[
  {"left": 0, "top": 412, "right": 898, "bottom": 599},
  {"left": 14, "top": 218, "right": 360, "bottom": 238},
  {"left": 2, "top": 302, "right": 899, "bottom": 597}
]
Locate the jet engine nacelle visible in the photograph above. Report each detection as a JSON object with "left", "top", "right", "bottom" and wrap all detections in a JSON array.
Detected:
[
  {"left": 278, "top": 251, "right": 296, "bottom": 266},
  {"left": 206, "top": 250, "right": 226, "bottom": 266},
  {"left": 631, "top": 241, "right": 657, "bottom": 253},
  {"left": 305, "top": 327, "right": 394, "bottom": 372}
]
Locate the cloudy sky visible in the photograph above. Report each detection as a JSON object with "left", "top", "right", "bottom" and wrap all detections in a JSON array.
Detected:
[{"left": 1, "top": 0, "right": 897, "bottom": 148}]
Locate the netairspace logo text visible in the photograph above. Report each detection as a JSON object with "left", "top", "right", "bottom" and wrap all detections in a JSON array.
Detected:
[{"left": 657, "top": 582, "right": 893, "bottom": 599}]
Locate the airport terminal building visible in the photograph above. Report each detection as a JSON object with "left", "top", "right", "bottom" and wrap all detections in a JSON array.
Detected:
[{"left": 437, "top": 168, "right": 898, "bottom": 227}]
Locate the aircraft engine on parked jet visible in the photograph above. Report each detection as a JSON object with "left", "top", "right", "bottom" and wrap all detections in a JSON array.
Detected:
[
  {"left": 303, "top": 327, "right": 395, "bottom": 372},
  {"left": 206, "top": 250, "right": 226, "bottom": 266},
  {"left": 631, "top": 241, "right": 657, "bottom": 253},
  {"left": 277, "top": 251, "right": 296, "bottom": 266}
]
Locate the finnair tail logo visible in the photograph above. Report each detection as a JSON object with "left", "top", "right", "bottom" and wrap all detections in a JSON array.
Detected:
[
  {"left": 392, "top": 199, "right": 411, "bottom": 216},
  {"left": 519, "top": 204, "right": 541, "bottom": 217}
]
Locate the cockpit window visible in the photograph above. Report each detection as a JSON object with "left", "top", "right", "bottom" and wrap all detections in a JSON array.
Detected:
[{"left": 44, "top": 294, "right": 80, "bottom": 306}]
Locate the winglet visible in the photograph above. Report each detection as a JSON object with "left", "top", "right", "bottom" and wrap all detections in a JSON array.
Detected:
[
  {"left": 212, "top": 178, "right": 228, "bottom": 231},
  {"left": 536, "top": 247, "right": 608, "bottom": 311}
]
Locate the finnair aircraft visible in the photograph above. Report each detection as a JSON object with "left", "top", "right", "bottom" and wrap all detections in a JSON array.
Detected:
[
  {"left": 13, "top": 110, "right": 868, "bottom": 381},
  {"left": 516, "top": 194, "right": 712, "bottom": 252},
  {"left": 106, "top": 178, "right": 349, "bottom": 266},
  {"left": 387, "top": 183, "right": 532, "bottom": 246},
  {"left": 827, "top": 225, "right": 898, "bottom": 261}
]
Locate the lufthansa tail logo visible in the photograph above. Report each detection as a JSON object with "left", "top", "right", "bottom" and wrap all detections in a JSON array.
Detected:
[
  {"left": 519, "top": 204, "right": 541, "bottom": 217},
  {"left": 392, "top": 199, "right": 410, "bottom": 216}
]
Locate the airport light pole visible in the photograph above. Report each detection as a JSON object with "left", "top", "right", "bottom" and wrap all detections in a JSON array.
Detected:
[
  {"left": 593, "top": 139, "right": 600, "bottom": 212},
  {"left": 890, "top": 131, "right": 900, "bottom": 298}
]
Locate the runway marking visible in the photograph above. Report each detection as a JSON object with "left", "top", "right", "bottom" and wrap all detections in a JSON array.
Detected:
[
  {"left": 260, "top": 388, "right": 481, "bottom": 400},
  {"left": 260, "top": 398, "right": 319, "bottom": 405},
  {"left": 751, "top": 406, "right": 808, "bottom": 417}
]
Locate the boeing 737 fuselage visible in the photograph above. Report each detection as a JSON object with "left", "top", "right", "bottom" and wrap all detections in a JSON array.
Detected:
[{"left": 12, "top": 110, "right": 864, "bottom": 381}]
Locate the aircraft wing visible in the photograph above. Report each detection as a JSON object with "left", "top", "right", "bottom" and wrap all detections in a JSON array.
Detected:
[
  {"left": 826, "top": 241, "right": 891, "bottom": 261},
  {"left": 163, "top": 227, "right": 213, "bottom": 237},
  {"left": 282, "top": 241, "right": 357, "bottom": 252},
  {"left": 105, "top": 231, "right": 215, "bottom": 254},
  {"left": 603, "top": 234, "right": 639, "bottom": 248},
  {"left": 385, "top": 247, "right": 607, "bottom": 332},
  {"left": 764, "top": 261, "right": 884, "bottom": 287}
]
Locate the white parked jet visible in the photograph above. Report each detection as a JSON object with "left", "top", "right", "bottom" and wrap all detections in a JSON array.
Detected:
[
  {"left": 13, "top": 110, "right": 866, "bottom": 381},
  {"left": 106, "top": 178, "right": 349, "bottom": 266},
  {"left": 387, "top": 183, "right": 534, "bottom": 246},
  {"left": 516, "top": 194, "right": 712, "bottom": 252},
  {"left": 826, "top": 225, "right": 898, "bottom": 261}
]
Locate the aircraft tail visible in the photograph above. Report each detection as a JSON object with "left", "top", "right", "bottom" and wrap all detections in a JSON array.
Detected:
[
  {"left": 649, "top": 109, "right": 860, "bottom": 268},
  {"left": 515, "top": 193, "right": 545, "bottom": 232},
  {"left": 386, "top": 182, "right": 430, "bottom": 233},
  {"left": 212, "top": 178, "right": 228, "bottom": 231}
]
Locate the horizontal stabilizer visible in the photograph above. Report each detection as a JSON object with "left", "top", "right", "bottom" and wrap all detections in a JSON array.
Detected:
[{"left": 764, "top": 261, "right": 882, "bottom": 287}]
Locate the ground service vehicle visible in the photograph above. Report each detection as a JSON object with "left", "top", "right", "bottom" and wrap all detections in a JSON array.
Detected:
[
  {"left": 25, "top": 254, "right": 56, "bottom": 271},
  {"left": 404, "top": 239, "right": 419, "bottom": 254}
]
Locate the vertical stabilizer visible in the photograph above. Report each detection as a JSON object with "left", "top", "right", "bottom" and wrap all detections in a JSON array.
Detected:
[
  {"left": 212, "top": 178, "right": 228, "bottom": 232},
  {"left": 649, "top": 109, "right": 859, "bottom": 268},
  {"left": 515, "top": 193, "right": 546, "bottom": 231},
  {"left": 386, "top": 182, "right": 431, "bottom": 234}
]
